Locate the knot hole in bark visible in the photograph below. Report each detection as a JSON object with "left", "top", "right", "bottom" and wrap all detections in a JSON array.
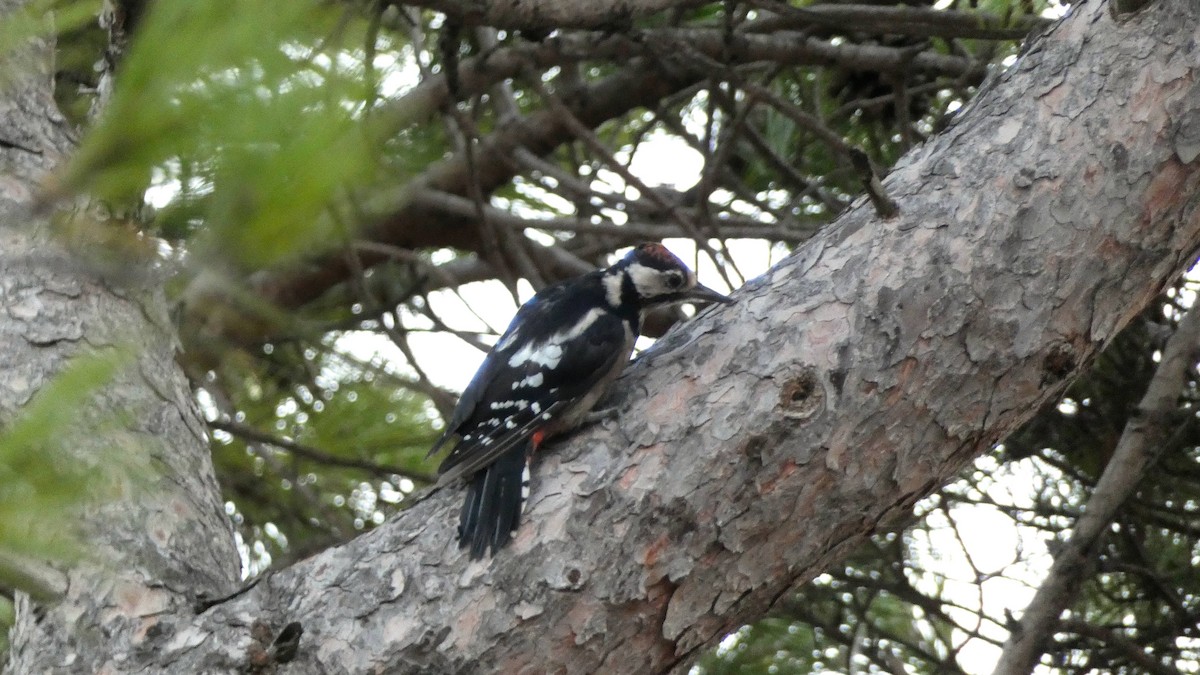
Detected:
[
  {"left": 1040, "top": 343, "right": 1077, "bottom": 387},
  {"left": 1109, "top": 0, "right": 1154, "bottom": 19},
  {"left": 246, "top": 619, "right": 303, "bottom": 671},
  {"left": 779, "top": 367, "right": 824, "bottom": 420}
]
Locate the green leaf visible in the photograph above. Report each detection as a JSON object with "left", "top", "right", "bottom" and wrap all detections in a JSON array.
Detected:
[
  {"left": 59, "top": 0, "right": 387, "bottom": 269},
  {"left": 0, "top": 348, "right": 133, "bottom": 595}
]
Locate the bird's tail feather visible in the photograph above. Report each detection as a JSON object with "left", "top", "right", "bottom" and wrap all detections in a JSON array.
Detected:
[{"left": 458, "top": 445, "right": 531, "bottom": 559}]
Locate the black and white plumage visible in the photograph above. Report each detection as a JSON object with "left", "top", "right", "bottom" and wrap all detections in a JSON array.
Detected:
[{"left": 429, "top": 242, "right": 732, "bottom": 558}]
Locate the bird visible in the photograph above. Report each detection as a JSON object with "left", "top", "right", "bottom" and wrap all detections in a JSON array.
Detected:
[{"left": 428, "top": 242, "right": 733, "bottom": 558}]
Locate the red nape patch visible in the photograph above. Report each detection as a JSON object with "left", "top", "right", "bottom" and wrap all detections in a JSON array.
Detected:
[
  {"left": 531, "top": 429, "right": 547, "bottom": 449},
  {"left": 637, "top": 242, "right": 677, "bottom": 263}
]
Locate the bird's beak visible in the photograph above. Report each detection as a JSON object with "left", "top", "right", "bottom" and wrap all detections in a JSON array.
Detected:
[{"left": 682, "top": 283, "right": 734, "bottom": 305}]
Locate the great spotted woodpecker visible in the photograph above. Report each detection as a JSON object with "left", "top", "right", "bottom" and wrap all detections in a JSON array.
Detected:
[{"left": 429, "top": 243, "right": 732, "bottom": 558}]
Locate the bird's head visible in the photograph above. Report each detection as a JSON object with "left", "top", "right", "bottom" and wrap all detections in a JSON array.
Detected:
[{"left": 605, "top": 242, "right": 733, "bottom": 310}]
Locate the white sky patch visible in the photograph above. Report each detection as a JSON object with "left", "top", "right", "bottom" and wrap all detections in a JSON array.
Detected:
[
  {"left": 627, "top": 132, "right": 704, "bottom": 188},
  {"left": 908, "top": 454, "right": 1056, "bottom": 672}
]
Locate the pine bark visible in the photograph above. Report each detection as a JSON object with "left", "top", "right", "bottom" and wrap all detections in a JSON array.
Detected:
[
  {"left": 4, "top": 0, "right": 1200, "bottom": 672},
  {"left": 1, "top": 1, "right": 240, "bottom": 671}
]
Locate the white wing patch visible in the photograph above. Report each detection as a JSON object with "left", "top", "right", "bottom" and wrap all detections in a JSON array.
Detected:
[
  {"left": 551, "top": 307, "right": 605, "bottom": 343},
  {"left": 507, "top": 307, "right": 605, "bottom": 369},
  {"left": 512, "top": 372, "right": 545, "bottom": 390},
  {"left": 508, "top": 342, "right": 563, "bottom": 369},
  {"left": 495, "top": 327, "right": 520, "bottom": 352}
]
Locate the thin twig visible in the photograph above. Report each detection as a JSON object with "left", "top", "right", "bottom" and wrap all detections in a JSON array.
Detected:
[
  {"left": 210, "top": 419, "right": 436, "bottom": 484},
  {"left": 992, "top": 304, "right": 1200, "bottom": 675}
]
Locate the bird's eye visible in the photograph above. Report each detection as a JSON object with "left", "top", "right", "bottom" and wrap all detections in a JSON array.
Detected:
[{"left": 666, "top": 273, "right": 684, "bottom": 289}]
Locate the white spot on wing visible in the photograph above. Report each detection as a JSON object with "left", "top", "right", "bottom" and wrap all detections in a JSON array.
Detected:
[
  {"left": 508, "top": 342, "right": 563, "bottom": 369},
  {"left": 512, "top": 371, "right": 545, "bottom": 390},
  {"left": 490, "top": 400, "right": 526, "bottom": 411}
]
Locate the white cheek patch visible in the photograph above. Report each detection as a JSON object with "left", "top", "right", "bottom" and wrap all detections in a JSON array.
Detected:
[{"left": 627, "top": 262, "right": 668, "bottom": 298}]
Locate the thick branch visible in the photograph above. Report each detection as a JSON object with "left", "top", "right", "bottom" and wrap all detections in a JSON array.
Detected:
[
  {"left": 76, "top": 1, "right": 1200, "bottom": 672},
  {"left": 248, "top": 30, "right": 985, "bottom": 316},
  {"left": 1057, "top": 619, "right": 1181, "bottom": 675},
  {"left": 253, "top": 59, "right": 702, "bottom": 310},
  {"left": 990, "top": 305, "right": 1200, "bottom": 674},
  {"left": 752, "top": 3, "right": 1052, "bottom": 40},
  {"left": 402, "top": 0, "right": 708, "bottom": 30}
]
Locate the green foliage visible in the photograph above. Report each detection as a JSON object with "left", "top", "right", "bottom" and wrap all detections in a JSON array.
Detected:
[
  {"left": 206, "top": 337, "right": 439, "bottom": 568},
  {"left": 0, "top": 0, "right": 96, "bottom": 69},
  {"left": 58, "top": 0, "right": 418, "bottom": 269},
  {"left": 0, "top": 349, "right": 131, "bottom": 594},
  {"left": 698, "top": 533, "right": 961, "bottom": 675},
  {"left": 699, "top": 619, "right": 822, "bottom": 674},
  {"left": 28, "top": 0, "right": 457, "bottom": 577}
]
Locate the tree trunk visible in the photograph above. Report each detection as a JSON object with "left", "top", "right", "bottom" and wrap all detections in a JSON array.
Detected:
[
  {"left": 1, "top": 1, "right": 239, "bottom": 671},
  {"left": 6, "top": 0, "right": 1200, "bottom": 672}
]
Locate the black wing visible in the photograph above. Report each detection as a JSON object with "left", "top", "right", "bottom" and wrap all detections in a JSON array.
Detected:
[
  {"left": 427, "top": 278, "right": 575, "bottom": 455},
  {"left": 433, "top": 276, "right": 630, "bottom": 484}
]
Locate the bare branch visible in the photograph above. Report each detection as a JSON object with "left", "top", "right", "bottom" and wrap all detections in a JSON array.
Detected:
[
  {"left": 210, "top": 419, "right": 437, "bottom": 484},
  {"left": 401, "top": 0, "right": 708, "bottom": 30},
  {"left": 991, "top": 305, "right": 1200, "bottom": 675},
  {"left": 750, "top": 2, "right": 1052, "bottom": 41},
  {"left": 247, "top": 28, "right": 986, "bottom": 317},
  {"left": 0, "top": 551, "right": 68, "bottom": 603},
  {"left": 416, "top": 189, "right": 815, "bottom": 243},
  {"left": 1058, "top": 619, "right": 1182, "bottom": 675}
]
